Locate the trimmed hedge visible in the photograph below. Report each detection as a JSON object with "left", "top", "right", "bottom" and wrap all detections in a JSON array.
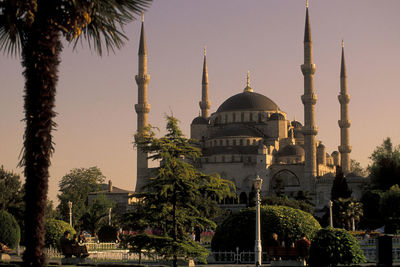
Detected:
[
  {"left": 0, "top": 210, "right": 20, "bottom": 249},
  {"left": 309, "top": 227, "right": 366, "bottom": 267},
  {"left": 98, "top": 225, "right": 118, "bottom": 242},
  {"left": 45, "top": 219, "right": 76, "bottom": 248},
  {"left": 211, "top": 205, "right": 321, "bottom": 252}
]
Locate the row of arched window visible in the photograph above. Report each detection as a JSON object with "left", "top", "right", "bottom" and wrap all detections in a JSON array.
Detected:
[{"left": 206, "top": 138, "right": 261, "bottom": 148}]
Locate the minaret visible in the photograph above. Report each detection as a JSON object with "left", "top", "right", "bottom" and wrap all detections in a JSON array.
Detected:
[
  {"left": 135, "top": 13, "right": 151, "bottom": 192},
  {"left": 338, "top": 41, "right": 352, "bottom": 174},
  {"left": 199, "top": 47, "right": 211, "bottom": 118},
  {"left": 301, "top": 0, "right": 318, "bottom": 180}
]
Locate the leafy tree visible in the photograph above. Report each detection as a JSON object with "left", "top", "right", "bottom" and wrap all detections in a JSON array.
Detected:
[
  {"left": 333, "top": 198, "right": 363, "bottom": 230},
  {"left": 57, "top": 167, "right": 105, "bottom": 228},
  {"left": 368, "top": 138, "right": 400, "bottom": 190},
  {"left": 309, "top": 227, "right": 366, "bottom": 267},
  {"left": 80, "top": 194, "right": 114, "bottom": 235},
  {"left": 350, "top": 159, "right": 367, "bottom": 177},
  {"left": 0, "top": 210, "right": 21, "bottom": 249},
  {"left": 261, "top": 195, "right": 313, "bottom": 214},
  {"left": 379, "top": 185, "right": 400, "bottom": 233},
  {"left": 0, "top": 166, "right": 24, "bottom": 227},
  {"left": 98, "top": 225, "right": 118, "bottom": 242},
  {"left": 132, "top": 116, "right": 235, "bottom": 267},
  {"left": 45, "top": 219, "right": 75, "bottom": 248},
  {"left": 211, "top": 205, "right": 321, "bottom": 252},
  {"left": 359, "top": 190, "right": 384, "bottom": 230},
  {"left": 1, "top": 0, "right": 151, "bottom": 265},
  {"left": 331, "top": 166, "right": 352, "bottom": 201}
]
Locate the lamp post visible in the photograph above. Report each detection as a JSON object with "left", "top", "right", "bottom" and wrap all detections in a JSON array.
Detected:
[
  {"left": 68, "top": 201, "right": 72, "bottom": 226},
  {"left": 329, "top": 200, "right": 333, "bottom": 227},
  {"left": 254, "top": 175, "right": 263, "bottom": 266},
  {"left": 108, "top": 207, "right": 112, "bottom": 225}
]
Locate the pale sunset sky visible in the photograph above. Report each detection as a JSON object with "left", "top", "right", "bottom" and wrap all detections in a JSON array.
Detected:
[{"left": 1, "top": 0, "right": 400, "bottom": 203}]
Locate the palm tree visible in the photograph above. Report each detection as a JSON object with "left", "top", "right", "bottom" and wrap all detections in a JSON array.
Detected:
[{"left": 0, "top": 0, "right": 151, "bottom": 265}]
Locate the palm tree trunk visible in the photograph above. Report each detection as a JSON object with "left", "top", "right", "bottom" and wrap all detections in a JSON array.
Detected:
[{"left": 21, "top": 9, "right": 62, "bottom": 266}]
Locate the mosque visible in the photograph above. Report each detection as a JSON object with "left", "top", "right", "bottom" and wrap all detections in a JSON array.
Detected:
[{"left": 133, "top": 5, "right": 366, "bottom": 209}]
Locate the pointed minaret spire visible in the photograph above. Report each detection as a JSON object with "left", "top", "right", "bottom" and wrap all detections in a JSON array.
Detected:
[
  {"left": 199, "top": 47, "right": 211, "bottom": 118},
  {"left": 304, "top": 1, "right": 312, "bottom": 43},
  {"left": 135, "top": 17, "right": 151, "bottom": 192},
  {"left": 243, "top": 70, "right": 253, "bottom": 92},
  {"left": 301, "top": 0, "right": 318, "bottom": 183},
  {"left": 340, "top": 40, "right": 347, "bottom": 78},
  {"left": 338, "top": 41, "right": 352, "bottom": 174}
]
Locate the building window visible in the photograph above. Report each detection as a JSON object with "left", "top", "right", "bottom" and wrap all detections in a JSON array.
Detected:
[
  {"left": 241, "top": 112, "right": 244, "bottom": 122},
  {"left": 247, "top": 139, "right": 250, "bottom": 145},
  {"left": 248, "top": 157, "right": 252, "bottom": 163},
  {"left": 258, "top": 112, "right": 263, "bottom": 122},
  {"left": 240, "top": 139, "right": 243, "bottom": 146},
  {"left": 225, "top": 114, "right": 228, "bottom": 123},
  {"left": 222, "top": 156, "right": 225, "bottom": 162},
  {"left": 214, "top": 140, "right": 217, "bottom": 146},
  {"left": 219, "top": 140, "right": 223, "bottom": 146},
  {"left": 249, "top": 113, "right": 253, "bottom": 121},
  {"left": 233, "top": 140, "right": 237, "bottom": 146},
  {"left": 232, "top": 113, "right": 236, "bottom": 122}
]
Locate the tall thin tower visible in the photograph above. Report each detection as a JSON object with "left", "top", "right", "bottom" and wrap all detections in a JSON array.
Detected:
[
  {"left": 199, "top": 47, "right": 211, "bottom": 118},
  {"left": 135, "top": 14, "right": 150, "bottom": 192},
  {"left": 338, "top": 41, "right": 352, "bottom": 174},
  {"left": 301, "top": 1, "right": 318, "bottom": 180}
]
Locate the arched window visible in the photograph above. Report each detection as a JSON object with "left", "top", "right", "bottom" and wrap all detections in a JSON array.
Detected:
[
  {"left": 233, "top": 140, "right": 237, "bottom": 146},
  {"left": 232, "top": 113, "right": 236, "bottom": 122},
  {"left": 247, "top": 139, "right": 250, "bottom": 145},
  {"left": 249, "top": 113, "right": 253, "bottom": 121},
  {"left": 240, "top": 139, "right": 243, "bottom": 146},
  {"left": 225, "top": 114, "right": 228, "bottom": 123},
  {"left": 241, "top": 112, "right": 245, "bottom": 122}
]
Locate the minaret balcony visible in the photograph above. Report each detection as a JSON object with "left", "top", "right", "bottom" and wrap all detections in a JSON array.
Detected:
[
  {"left": 301, "top": 93, "right": 317, "bottom": 105},
  {"left": 135, "top": 74, "right": 150, "bottom": 83},
  {"left": 301, "top": 125, "right": 318, "bottom": 135},
  {"left": 338, "top": 94, "right": 350, "bottom": 104},
  {"left": 135, "top": 103, "right": 151, "bottom": 113},
  {"left": 301, "top": 63, "right": 316, "bottom": 75},
  {"left": 199, "top": 101, "right": 211, "bottom": 109},
  {"left": 338, "top": 145, "right": 352, "bottom": 154},
  {"left": 338, "top": 120, "right": 351, "bottom": 128}
]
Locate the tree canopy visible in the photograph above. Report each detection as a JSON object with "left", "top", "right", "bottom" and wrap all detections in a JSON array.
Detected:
[
  {"left": 331, "top": 166, "right": 352, "bottom": 201},
  {"left": 0, "top": 166, "right": 24, "bottom": 224},
  {"left": 368, "top": 138, "right": 400, "bottom": 190},
  {"left": 130, "top": 116, "right": 235, "bottom": 267},
  {"left": 57, "top": 166, "right": 105, "bottom": 228}
]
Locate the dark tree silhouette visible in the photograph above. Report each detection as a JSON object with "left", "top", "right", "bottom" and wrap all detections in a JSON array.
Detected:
[{"left": 0, "top": 1, "right": 151, "bottom": 265}]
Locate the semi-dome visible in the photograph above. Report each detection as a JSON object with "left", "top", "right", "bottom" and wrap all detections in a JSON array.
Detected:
[
  {"left": 269, "top": 112, "right": 285, "bottom": 121},
  {"left": 191, "top": 116, "right": 208, "bottom": 125},
  {"left": 276, "top": 144, "right": 305, "bottom": 157},
  {"left": 216, "top": 91, "right": 279, "bottom": 113},
  {"left": 291, "top": 120, "right": 303, "bottom": 129}
]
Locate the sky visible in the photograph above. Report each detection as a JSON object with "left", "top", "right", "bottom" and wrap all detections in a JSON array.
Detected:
[{"left": 1, "top": 0, "right": 400, "bottom": 204}]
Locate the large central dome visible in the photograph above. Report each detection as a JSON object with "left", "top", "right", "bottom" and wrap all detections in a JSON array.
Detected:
[{"left": 216, "top": 91, "right": 279, "bottom": 113}]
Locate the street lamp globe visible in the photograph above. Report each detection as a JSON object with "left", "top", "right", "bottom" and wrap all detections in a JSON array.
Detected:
[{"left": 253, "top": 175, "right": 263, "bottom": 191}]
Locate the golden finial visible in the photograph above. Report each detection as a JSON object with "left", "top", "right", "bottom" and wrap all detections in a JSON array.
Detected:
[
  {"left": 341, "top": 39, "right": 344, "bottom": 48},
  {"left": 247, "top": 70, "right": 250, "bottom": 87},
  {"left": 204, "top": 46, "right": 206, "bottom": 56},
  {"left": 141, "top": 12, "right": 144, "bottom": 22},
  {"left": 294, "top": 115, "right": 296, "bottom": 121},
  {"left": 306, "top": 0, "right": 309, "bottom": 8}
]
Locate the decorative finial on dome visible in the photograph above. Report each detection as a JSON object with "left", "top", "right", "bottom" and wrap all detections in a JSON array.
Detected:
[
  {"left": 141, "top": 12, "right": 144, "bottom": 22},
  {"left": 342, "top": 39, "right": 344, "bottom": 48},
  {"left": 306, "top": 0, "right": 309, "bottom": 8},
  {"left": 204, "top": 46, "right": 206, "bottom": 56},
  {"left": 243, "top": 70, "right": 253, "bottom": 92}
]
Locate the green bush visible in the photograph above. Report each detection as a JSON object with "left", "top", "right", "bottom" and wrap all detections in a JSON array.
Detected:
[
  {"left": 98, "top": 225, "right": 118, "bottom": 242},
  {"left": 211, "top": 205, "right": 321, "bottom": 252},
  {"left": 0, "top": 210, "right": 20, "bottom": 249},
  {"left": 309, "top": 227, "right": 366, "bottom": 267},
  {"left": 45, "top": 219, "right": 76, "bottom": 248}
]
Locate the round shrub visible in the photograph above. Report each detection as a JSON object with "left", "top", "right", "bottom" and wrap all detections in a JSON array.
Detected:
[
  {"left": 212, "top": 205, "right": 321, "bottom": 252},
  {"left": 309, "top": 227, "right": 366, "bottom": 267},
  {"left": 98, "top": 225, "right": 118, "bottom": 242},
  {"left": 45, "top": 219, "right": 76, "bottom": 248},
  {"left": 0, "top": 210, "right": 20, "bottom": 249}
]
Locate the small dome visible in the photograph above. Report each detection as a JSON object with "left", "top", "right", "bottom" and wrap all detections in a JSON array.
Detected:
[
  {"left": 269, "top": 112, "right": 285, "bottom": 121},
  {"left": 217, "top": 91, "right": 279, "bottom": 113},
  {"left": 317, "top": 143, "right": 325, "bottom": 149},
  {"left": 291, "top": 120, "right": 303, "bottom": 129},
  {"left": 191, "top": 116, "right": 208, "bottom": 125},
  {"left": 276, "top": 144, "right": 305, "bottom": 157},
  {"left": 331, "top": 151, "right": 339, "bottom": 156}
]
